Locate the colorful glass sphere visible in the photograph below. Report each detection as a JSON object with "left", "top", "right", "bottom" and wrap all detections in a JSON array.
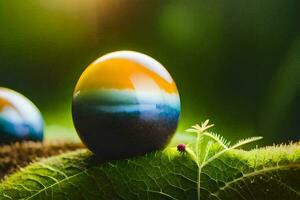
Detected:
[
  {"left": 0, "top": 88, "right": 44, "bottom": 144},
  {"left": 72, "top": 51, "right": 180, "bottom": 159}
]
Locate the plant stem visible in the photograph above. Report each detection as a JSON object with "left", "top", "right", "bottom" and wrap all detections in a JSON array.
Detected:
[{"left": 196, "top": 133, "right": 201, "bottom": 200}]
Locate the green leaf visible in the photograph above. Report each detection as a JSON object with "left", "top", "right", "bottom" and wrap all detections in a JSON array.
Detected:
[{"left": 0, "top": 138, "right": 299, "bottom": 199}]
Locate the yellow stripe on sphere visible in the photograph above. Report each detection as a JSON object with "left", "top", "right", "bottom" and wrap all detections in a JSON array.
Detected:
[{"left": 75, "top": 58, "right": 178, "bottom": 94}]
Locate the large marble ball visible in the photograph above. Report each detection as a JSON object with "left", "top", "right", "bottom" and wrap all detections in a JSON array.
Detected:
[
  {"left": 72, "top": 51, "right": 180, "bottom": 159},
  {"left": 0, "top": 88, "right": 44, "bottom": 144}
]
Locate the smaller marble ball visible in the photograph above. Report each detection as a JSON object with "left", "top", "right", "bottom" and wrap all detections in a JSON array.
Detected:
[
  {"left": 0, "top": 88, "right": 44, "bottom": 144},
  {"left": 72, "top": 51, "right": 180, "bottom": 160}
]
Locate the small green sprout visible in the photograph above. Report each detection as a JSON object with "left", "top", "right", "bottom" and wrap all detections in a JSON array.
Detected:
[
  {"left": 186, "top": 119, "right": 214, "bottom": 134},
  {"left": 185, "top": 119, "right": 263, "bottom": 199}
]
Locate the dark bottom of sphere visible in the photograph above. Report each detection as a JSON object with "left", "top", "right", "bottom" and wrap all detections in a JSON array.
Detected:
[
  {"left": 0, "top": 118, "right": 43, "bottom": 144},
  {"left": 72, "top": 110, "right": 179, "bottom": 160},
  {"left": 0, "top": 131, "right": 43, "bottom": 144}
]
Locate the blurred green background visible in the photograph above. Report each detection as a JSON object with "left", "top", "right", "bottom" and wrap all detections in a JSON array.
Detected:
[{"left": 0, "top": 0, "right": 299, "bottom": 145}]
